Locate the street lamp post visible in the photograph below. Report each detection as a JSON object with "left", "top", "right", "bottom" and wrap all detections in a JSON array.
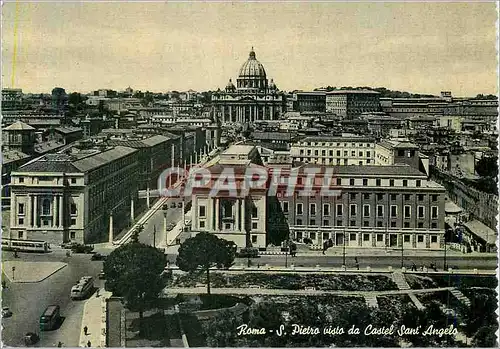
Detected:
[
  {"left": 285, "top": 241, "right": 289, "bottom": 268},
  {"left": 153, "top": 225, "right": 156, "bottom": 248},
  {"left": 401, "top": 234, "right": 404, "bottom": 269},
  {"left": 342, "top": 231, "right": 346, "bottom": 268}
]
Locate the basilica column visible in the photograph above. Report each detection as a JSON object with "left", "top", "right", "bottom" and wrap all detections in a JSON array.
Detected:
[
  {"left": 229, "top": 105, "right": 233, "bottom": 122},
  {"left": 221, "top": 105, "right": 226, "bottom": 123},
  {"left": 271, "top": 105, "right": 275, "bottom": 120}
]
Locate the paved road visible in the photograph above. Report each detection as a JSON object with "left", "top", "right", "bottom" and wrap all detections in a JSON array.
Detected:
[
  {"left": 235, "top": 255, "right": 497, "bottom": 271},
  {"left": 138, "top": 198, "right": 183, "bottom": 247},
  {"left": 1, "top": 250, "right": 104, "bottom": 347}
]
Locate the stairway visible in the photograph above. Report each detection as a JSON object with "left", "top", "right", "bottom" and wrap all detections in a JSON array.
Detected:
[
  {"left": 408, "top": 292, "right": 425, "bottom": 310},
  {"left": 364, "top": 295, "right": 379, "bottom": 308},
  {"left": 392, "top": 272, "right": 410, "bottom": 290},
  {"left": 450, "top": 289, "right": 471, "bottom": 307}
]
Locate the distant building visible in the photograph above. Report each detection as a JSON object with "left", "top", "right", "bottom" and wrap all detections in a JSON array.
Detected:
[
  {"left": 212, "top": 48, "right": 286, "bottom": 123},
  {"left": 294, "top": 92, "right": 326, "bottom": 112},
  {"left": 1, "top": 88, "right": 23, "bottom": 109},
  {"left": 2, "top": 121, "right": 37, "bottom": 154},
  {"left": 325, "top": 90, "right": 381, "bottom": 118},
  {"left": 290, "top": 136, "right": 376, "bottom": 165}
]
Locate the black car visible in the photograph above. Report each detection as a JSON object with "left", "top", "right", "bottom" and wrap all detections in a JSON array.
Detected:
[
  {"left": 24, "top": 332, "right": 39, "bottom": 346},
  {"left": 91, "top": 253, "right": 107, "bottom": 261},
  {"left": 71, "top": 244, "right": 94, "bottom": 254}
]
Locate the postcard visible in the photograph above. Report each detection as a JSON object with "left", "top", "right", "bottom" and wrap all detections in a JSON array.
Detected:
[{"left": 1, "top": 1, "right": 498, "bottom": 348}]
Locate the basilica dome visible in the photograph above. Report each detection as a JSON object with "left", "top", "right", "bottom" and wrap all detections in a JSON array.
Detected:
[
  {"left": 236, "top": 47, "right": 268, "bottom": 91},
  {"left": 238, "top": 48, "right": 267, "bottom": 79}
]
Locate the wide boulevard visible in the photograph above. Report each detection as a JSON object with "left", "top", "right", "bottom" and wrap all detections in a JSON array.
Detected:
[{"left": 1, "top": 250, "right": 104, "bottom": 347}]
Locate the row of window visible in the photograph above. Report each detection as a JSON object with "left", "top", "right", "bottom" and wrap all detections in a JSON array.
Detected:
[
  {"left": 298, "top": 149, "right": 373, "bottom": 157},
  {"left": 17, "top": 201, "right": 77, "bottom": 216},
  {"left": 294, "top": 218, "right": 440, "bottom": 229},
  {"left": 273, "top": 177, "right": 425, "bottom": 188},
  {"left": 297, "top": 142, "right": 374, "bottom": 148},
  {"left": 197, "top": 220, "right": 260, "bottom": 231},
  {"left": 17, "top": 177, "right": 79, "bottom": 184},
  {"left": 290, "top": 203, "right": 439, "bottom": 218},
  {"left": 278, "top": 193, "right": 439, "bottom": 203},
  {"left": 17, "top": 217, "right": 77, "bottom": 226},
  {"left": 296, "top": 231, "right": 439, "bottom": 244}
]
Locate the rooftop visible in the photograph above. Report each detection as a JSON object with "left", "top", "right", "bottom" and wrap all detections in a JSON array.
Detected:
[
  {"left": 4, "top": 121, "right": 35, "bottom": 131},
  {"left": 222, "top": 144, "right": 256, "bottom": 156},
  {"left": 1, "top": 150, "right": 31, "bottom": 165},
  {"left": 326, "top": 90, "right": 380, "bottom": 95},
  {"left": 17, "top": 146, "right": 138, "bottom": 174},
  {"left": 299, "top": 136, "right": 375, "bottom": 143}
]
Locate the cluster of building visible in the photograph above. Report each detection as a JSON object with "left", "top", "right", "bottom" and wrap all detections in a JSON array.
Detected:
[{"left": 1, "top": 47, "right": 497, "bottom": 252}]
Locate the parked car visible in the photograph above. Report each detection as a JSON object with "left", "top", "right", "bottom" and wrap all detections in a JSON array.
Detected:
[
  {"left": 91, "top": 253, "right": 107, "bottom": 261},
  {"left": 60, "top": 242, "right": 79, "bottom": 249},
  {"left": 2, "top": 307, "right": 12, "bottom": 318},
  {"left": 170, "top": 202, "right": 176, "bottom": 208},
  {"left": 177, "top": 202, "right": 183, "bottom": 208},
  {"left": 236, "top": 247, "right": 259, "bottom": 258},
  {"left": 71, "top": 244, "right": 94, "bottom": 254},
  {"left": 24, "top": 332, "right": 39, "bottom": 346}
]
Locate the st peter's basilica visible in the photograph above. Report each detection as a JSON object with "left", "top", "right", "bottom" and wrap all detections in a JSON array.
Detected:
[{"left": 211, "top": 48, "right": 287, "bottom": 123}]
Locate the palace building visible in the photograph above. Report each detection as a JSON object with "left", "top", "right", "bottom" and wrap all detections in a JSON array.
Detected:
[
  {"left": 189, "top": 145, "right": 446, "bottom": 250},
  {"left": 211, "top": 48, "right": 286, "bottom": 123}
]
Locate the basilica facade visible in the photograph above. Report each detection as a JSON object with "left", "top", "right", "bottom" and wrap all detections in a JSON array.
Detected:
[{"left": 212, "top": 48, "right": 286, "bottom": 123}]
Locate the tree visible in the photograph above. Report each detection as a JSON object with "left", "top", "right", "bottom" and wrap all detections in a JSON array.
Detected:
[
  {"left": 475, "top": 156, "right": 498, "bottom": 178},
  {"left": 176, "top": 232, "right": 236, "bottom": 294},
  {"left": 103, "top": 242, "right": 166, "bottom": 332}
]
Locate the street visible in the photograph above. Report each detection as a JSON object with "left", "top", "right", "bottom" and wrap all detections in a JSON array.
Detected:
[
  {"left": 239, "top": 254, "right": 498, "bottom": 270},
  {"left": 1, "top": 250, "right": 104, "bottom": 347},
  {"left": 138, "top": 198, "right": 183, "bottom": 247}
]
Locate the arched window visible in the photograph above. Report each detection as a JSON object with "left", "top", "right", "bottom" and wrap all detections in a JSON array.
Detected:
[{"left": 42, "top": 198, "right": 51, "bottom": 215}]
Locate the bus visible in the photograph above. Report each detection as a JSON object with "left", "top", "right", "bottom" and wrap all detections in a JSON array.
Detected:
[
  {"left": 40, "top": 305, "right": 60, "bottom": 331},
  {"left": 71, "top": 276, "right": 94, "bottom": 300},
  {"left": 1, "top": 238, "right": 49, "bottom": 253}
]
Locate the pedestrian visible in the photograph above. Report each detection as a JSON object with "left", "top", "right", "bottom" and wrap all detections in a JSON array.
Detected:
[
  {"left": 356, "top": 263, "right": 360, "bottom": 270},
  {"left": 57, "top": 342, "right": 62, "bottom": 347},
  {"left": 1, "top": 280, "right": 6, "bottom": 289},
  {"left": 84, "top": 325, "right": 88, "bottom": 335},
  {"left": 87, "top": 340, "right": 91, "bottom": 347},
  {"left": 354, "top": 256, "right": 358, "bottom": 264},
  {"left": 96, "top": 288, "right": 100, "bottom": 297}
]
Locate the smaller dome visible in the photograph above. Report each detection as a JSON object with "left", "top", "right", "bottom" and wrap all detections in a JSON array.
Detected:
[{"left": 226, "top": 79, "right": 236, "bottom": 92}]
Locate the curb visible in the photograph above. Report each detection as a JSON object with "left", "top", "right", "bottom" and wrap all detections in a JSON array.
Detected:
[{"left": 2, "top": 263, "right": 67, "bottom": 283}]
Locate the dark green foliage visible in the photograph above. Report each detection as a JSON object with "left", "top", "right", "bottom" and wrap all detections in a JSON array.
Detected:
[
  {"left": 266, "top": 196, "right": 290, "bottom": 246},
  {"left": 176, "top": 232, "right": 236, "bottom": 294},
  {"left": 104, "top": 242, "right": 166, "bottom": 323}
]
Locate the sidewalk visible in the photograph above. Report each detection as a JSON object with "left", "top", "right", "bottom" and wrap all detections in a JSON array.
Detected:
[{"left": 79, "top": 288, "right": 112, "bottom": 348}]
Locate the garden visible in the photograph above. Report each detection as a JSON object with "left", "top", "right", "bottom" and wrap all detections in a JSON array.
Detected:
[{"left": 169, "top": 272, "right": 399, "bottom": 291}]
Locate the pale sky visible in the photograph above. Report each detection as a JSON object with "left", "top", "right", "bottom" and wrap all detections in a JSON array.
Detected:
[{"left": 1, "top": 1, "right": 498, "bottom": 96}]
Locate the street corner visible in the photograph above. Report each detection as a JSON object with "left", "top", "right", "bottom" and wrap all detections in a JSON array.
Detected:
[{"left": 2, "top": 261, "right": 67, "bottom": 283}]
